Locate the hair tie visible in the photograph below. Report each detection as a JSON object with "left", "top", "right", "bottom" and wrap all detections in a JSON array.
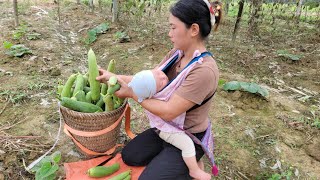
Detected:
[{"left": 203, "top": 0, "right": 215, "bottom": 26}]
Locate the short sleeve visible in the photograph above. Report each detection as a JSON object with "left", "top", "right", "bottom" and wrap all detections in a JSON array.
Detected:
[{"left": 175, "top": 61, "right": 218, "bottom": 104}]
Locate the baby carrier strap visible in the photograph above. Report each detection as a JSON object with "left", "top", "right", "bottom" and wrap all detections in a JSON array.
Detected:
[
  {"left": 166, "top": 121, "right": 219, "bottom": 176},
  {"left": 187, "top": 91, "right": 215, "bottom": 112},
  {"left": 161, "top": 50, "right": 216, "bottom": 112},
  {"left": 162, "top": 51, "right": 213, "bottom": 88}
]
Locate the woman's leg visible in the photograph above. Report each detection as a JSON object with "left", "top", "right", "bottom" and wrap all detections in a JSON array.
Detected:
[
  {"left": 139, "top": 138, "right": 205, "bottom": 180},
  {"left": 121, "top": 128, "right": 164, "bottom": 166},
  {"left": 138, "top": 144, "right": 191, "bottom": 180},
  {"left": 159, "top": 132, "right": 211, "bottom": 180}
]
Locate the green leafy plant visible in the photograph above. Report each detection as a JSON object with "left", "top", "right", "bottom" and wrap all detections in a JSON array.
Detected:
[
  {"left": 276, "top": 50, "right": 301, "bottom": 61},
  {"left": 84, "top": 23, "right": 110, "bottom": 45},
  {"left": 310, "top": 105, "right": 320, "bottom": 129},
  {"left": 31, "top": 151, "right": 61, "bottom": 180},
  {"left": 13, "top": 24, "right": 28, "bottom": 40},
  {"left": 268, "top": 173, "right": 281, "bottom": 180},
  {"left": 268, "top": 170, "right": 293, "bottom": 180},
  {"left": 26, "top": 32, "right": 41, "bottom": 40},
  {"left": 123, "top": 0, "right": 146, "bottom": 17},
  {"left": 0, "top": 90, "right": 28, "bottom": 103},
  {"left": 5, "top": 44, "right": 32, "bottom": 57},
  {"left": 114, "top": 31, "right": 130, "bottom": 43},
  {"left": 3, "top": 41, "right": 13, "bottom": 49},
  {"left": 312, "top": 118, "right": 320, "bottom": 129},
  {"left": 218, "top": 79, "right": 226, "bottom": 87},
  {"left": 222, "top": 81, "right": 269, "bottom": 98}
]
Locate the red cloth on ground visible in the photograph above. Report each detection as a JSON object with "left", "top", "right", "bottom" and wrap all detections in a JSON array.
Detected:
[{"left": 64, "top": 153, "right": 145, "bottom": 180}]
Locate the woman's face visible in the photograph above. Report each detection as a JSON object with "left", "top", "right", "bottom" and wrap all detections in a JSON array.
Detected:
[{"left": 168, "top": 14, "right": 191, "bottom": 51}]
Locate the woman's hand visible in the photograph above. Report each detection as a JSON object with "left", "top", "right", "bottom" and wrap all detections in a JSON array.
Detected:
[
  {"left": 96, "top": 68, "right": 115, "bottom": 84},
  {"left": 114, "top": 77, "right": 134, "bottom": 99}
]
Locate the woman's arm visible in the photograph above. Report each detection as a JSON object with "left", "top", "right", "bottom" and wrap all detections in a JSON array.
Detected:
[
  {"left": 115, "top": 78, "right": 195, "bottom": 121},
  {"left": 139, "top": 93, "right": 195, "bottom": 121},
  {"left": 96, "top": 68, "right": 133, "bottom": 84}
]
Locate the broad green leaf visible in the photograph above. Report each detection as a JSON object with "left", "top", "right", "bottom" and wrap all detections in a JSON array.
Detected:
[
  {"left": 239, "top": 82, "right": 250, "bottom": 90},
  {"left": 86, "top": 30, "right": 97, "bottom": 44},
  {"left": 223, "top": 81, "right": 269, "bottom": 98},
  {"left": 41, "top": 164, "right": 59, "bottom": 178},
  {"left": 51, "top": 151, "right": 61, "bottom": 164},
  {"left": 222, "top": 81, "right": 240, "bottom": 91},
  {"left": 286, "top": 54, "right": 301, "bottom": 61},
  {"left": 94, "top": 23, "right": 109, "bottom": 34},
  {"left": 5, "top": 44, "right": 32, "bottom": 57},
  {"left": 35, "top": 161, "right": 51, "bottom": 180},
  {"left": 31, "top": 156, "right": 51, "bottom": 172},
  {"left": 26, "top": 33, "right": 41, "bottom": 40},
  {"left": 276, "top": 50, "right": 301, "bottom": 61},
  {"left": 276, "top": 50, "right": 288, "bottom": 55},
  {"left": 257, "top": 87, "right": 269, "bottom": 97},
  {"left": 246, "top": 83, "right": 260, "bottom": 94},
  {"left": 45, "top": 173, "right": 56, "bottom": 180}
]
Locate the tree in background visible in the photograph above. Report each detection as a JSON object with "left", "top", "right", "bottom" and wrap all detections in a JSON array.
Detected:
[
  {"left": 89, "top": 0, "right": 94, "bottom": 12},
  {"left": 295, "top": 0, "right": 304, "bottom": 22},
  {"left": 248, "top": 0, "right": 263, "bottom": 38},
  {"left": 232, "top": 0, "right": 245, "bottom": 41},
  {"left": 13, "top": 0, "right": 19, "bottom": 26},
  {"left": 112, "top": 0, "right": 119, "bottom": 22}
]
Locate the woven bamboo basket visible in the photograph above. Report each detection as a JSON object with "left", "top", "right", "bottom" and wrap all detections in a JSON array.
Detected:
[{"left": 60, "top": 99, "right": 127, "bottom": 157}]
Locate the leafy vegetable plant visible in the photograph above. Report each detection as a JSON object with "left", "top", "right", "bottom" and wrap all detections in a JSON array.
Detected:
[
  {"left": 276, "top": 50, "right": 301, "bottom": 61},
  {"left": 3, "top": 41, "right": 13, "bottom": 49},
  {"left": 84, "top": 22, "right": 109, "bottom": 45},
  {"left": 30, "top": 151, "right": 61, "bottom": 180},
  {"left": 222, "top": 81, "right": 269, "bottom": 98},
  {"left": 5, "top": 44, "right": 32, "bottom": 57}
]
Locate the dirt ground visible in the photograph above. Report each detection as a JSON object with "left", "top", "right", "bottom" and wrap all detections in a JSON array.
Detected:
[{"left": 0, "top": 1, "right": 319, "bottom": 179}]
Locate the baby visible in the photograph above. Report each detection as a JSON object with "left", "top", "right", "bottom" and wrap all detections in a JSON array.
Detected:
[
  {"left": 128, "top": 69, "right": 169, "bottom": 103},
  {"left": 128, "top": 69, "right": 211, "bottom": 180}
]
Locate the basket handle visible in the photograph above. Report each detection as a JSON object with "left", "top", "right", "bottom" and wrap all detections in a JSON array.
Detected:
[
  {"left": 64, "top": 108, "right": 124, "bottom": 137},
  {"left": 64, "top": 127, "right": 123, "bottom": 156},
  {"left": 124, "top": 104, "right": 136, "bottom": 139},
  {"left": 63, "top": 103, "right": 136, "bottom": 156}
]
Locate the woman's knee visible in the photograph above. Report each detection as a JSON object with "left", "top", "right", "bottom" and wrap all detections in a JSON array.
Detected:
[{"left": 121, "top": 146, "right": 142, "bottom": 166}]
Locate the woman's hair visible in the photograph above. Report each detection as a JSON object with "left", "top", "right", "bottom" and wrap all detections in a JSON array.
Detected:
[
  {"left": 170, "top": 0, "right": 222, "bottom": 39},
  {"left": 211, "top": 1, "right": 223, "bottom": 32}
]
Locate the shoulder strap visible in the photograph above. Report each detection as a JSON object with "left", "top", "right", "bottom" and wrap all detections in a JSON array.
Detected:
[
  {"left": 162, "top": 50, "right": 180, "bottom": 74},
  {"left": 162, "top": 51, "right": 213, "bottom": 88},
  {"left": 187, "top": 91, "right": 215, "bottom": 112}
]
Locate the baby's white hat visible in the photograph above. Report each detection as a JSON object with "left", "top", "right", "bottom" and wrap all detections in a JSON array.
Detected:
[{"left": 128, "top": 70, "right": 157, "bottom": 103}]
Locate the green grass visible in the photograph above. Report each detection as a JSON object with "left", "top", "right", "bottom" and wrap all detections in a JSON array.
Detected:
[{"left": 0, "top": 90, "right": 29, "bottom": 103}]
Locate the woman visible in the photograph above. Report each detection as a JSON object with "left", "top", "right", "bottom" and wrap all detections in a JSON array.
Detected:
[{"left": 96, "top": 0, "right": 221, "bottom": 179}]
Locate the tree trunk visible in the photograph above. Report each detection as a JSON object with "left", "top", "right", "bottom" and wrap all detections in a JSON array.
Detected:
[
  {"left": 57, "top": 0, "right": 61, "bottom": 25},
  {"left": 304, "top": 6, "right": 307, "bottom": 22},
  {"left": 225, "top": 1, "right": 229, "bottom": 15},
  {"left": 112, "top": 0, "right": 118, "bottom": 22},
  {"left": 89, "top": 0, "right": 94, "bottom": 13},
  {"left": 77, "top": 0, "right": 80, "bottom": 5},
  {"left": 270, "top": 2, "right": 276, "bottom": 25},
  {"left": 295, "top": 0, "right": 304, "bottom": 23},
  {"left": 13, "top": 0, "right": 19, "bottom": 26},
  {"left": 248, "top": 0, "right": 263, "bottom": 38},
  {"left": 232, "top": 0, "right": 245, "bottom": 41},
  {"left": 98, "top": 0, "right": 102, "bottom": 11}
]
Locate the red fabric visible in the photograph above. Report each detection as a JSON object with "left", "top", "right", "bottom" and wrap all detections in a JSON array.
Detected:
[{"left": 64, "top": 153, "right": 145, "bottom": 180}]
